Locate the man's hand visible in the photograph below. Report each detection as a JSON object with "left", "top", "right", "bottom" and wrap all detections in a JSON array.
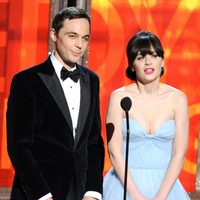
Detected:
[
  {"left": 82, "top": 197, "right": 97, "bottom": 200},
  {"left": 46, "top": 198, "right": 53, "bottom": 200}
]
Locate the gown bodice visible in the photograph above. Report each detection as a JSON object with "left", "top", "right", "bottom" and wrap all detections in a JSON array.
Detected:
[{"left": 122, "top": 118, "right": 175, "bottom": 169}]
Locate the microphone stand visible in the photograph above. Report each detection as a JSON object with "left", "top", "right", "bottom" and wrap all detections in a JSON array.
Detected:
[{"left": 123, "top": 110, "right": 130, "bottom": 200}]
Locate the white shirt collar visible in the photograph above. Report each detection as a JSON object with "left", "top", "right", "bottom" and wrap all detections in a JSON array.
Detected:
[{"left": 50, "top": 52, "right": 77, "bottom": 81}]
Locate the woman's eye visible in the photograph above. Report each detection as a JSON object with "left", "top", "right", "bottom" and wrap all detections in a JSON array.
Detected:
[
  {"left": 152, "top": 54, "right": 158, "bottom": 58},
  {"left": 137, "top": 56, "right": 143, "bottom": 61}
]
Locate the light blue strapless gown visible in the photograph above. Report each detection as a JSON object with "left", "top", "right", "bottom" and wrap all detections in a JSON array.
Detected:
[{"left": 103, "top": 119, "right": 190, "bottom": 200}]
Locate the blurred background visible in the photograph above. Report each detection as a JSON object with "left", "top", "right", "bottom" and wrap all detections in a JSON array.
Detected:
[{"left": 0, "top": 0, "right": 200, "bottom": 199}]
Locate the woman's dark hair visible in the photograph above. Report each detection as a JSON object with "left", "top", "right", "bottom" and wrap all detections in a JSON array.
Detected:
[
  {"left": 126, "top": 31, "right": 164, "bottom": 81},
  {"left": 52, "top": 7, "right": 91, "bottom": 34}
]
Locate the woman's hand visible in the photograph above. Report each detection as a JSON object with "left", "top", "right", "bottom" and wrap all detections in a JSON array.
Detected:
[{"left": 130, "top": 194, "right": 151, "bottom": 200}]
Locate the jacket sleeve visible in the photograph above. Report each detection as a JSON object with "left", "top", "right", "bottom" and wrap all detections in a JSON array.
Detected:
[
  {"left": 85, "top": 76, "right": 105, "bottom": 194},
  {"left": 7, "top": 74, "right": 50, "bottom": 200}
]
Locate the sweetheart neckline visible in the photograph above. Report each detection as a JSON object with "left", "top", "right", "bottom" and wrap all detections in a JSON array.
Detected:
[{"left": 122, "top": 118, "right": 175, "bottom": 137}]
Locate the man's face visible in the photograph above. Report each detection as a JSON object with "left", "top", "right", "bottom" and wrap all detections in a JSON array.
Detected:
[{"left": 51, "top": 18, "right": 90, "bottom": 68}]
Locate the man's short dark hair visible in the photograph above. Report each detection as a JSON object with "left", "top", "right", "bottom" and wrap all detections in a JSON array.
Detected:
[{"left": 52, "top": 7, "right": 90, "bottom": 34}]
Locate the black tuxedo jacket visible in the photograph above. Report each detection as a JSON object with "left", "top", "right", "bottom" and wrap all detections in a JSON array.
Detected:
[{"left": 7, "top": 57, "right": 104, "bottom": 200}]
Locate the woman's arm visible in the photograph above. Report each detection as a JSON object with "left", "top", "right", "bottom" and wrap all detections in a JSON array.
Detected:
[
  {"left": 106, "top": 91, "right": 149, "bottom": 200},
  {"left": 155, "top": 91, "right": 189, "bottom": 200}
]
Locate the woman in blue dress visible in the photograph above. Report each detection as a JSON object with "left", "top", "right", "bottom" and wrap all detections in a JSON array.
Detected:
[{"left": 103, "top": 31, "right": 190, "bottom": 200}]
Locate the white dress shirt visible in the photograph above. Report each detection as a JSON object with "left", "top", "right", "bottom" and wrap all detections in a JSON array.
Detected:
[
  {"left": 38, "top": 53, "right": 101, "bottom": 200},
  {"left": 51, "top": 54, "right": 80, "bottom": 138}
]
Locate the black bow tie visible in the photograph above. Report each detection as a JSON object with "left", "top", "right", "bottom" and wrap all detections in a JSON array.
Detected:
[{"left": 60, "top": 67, "right": 80, "bottom": 82}]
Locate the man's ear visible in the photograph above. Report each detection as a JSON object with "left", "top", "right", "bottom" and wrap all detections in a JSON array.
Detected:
[
  {"left": 161, "top": 60, "right": 164, "bottom": 68},
  {"left": 50, "top": 28, "right": 57, "bottom": 42}
]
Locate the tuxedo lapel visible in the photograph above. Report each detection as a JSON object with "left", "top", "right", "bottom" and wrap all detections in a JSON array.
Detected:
[
  {"left": 75, "top": 68, "right": 90, "bottom": 147},
  {"left": 38, "top": 59, "right": 73, "bottom": 133}
]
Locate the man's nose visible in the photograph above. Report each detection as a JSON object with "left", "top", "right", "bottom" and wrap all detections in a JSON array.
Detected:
[{"left": 75, "top": 38, "right": 83, "bottom": 49}]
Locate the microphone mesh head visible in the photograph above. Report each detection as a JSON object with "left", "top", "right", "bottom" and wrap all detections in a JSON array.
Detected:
[{"left": 120, "top": 97, "right": 132, "bottom": 112}]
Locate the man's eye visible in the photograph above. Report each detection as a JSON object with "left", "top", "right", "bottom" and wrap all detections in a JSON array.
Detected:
[
  {"left": 83, "top": 37, "right": 89, "bottom": 42},
  {"left": 68, "top": 34, "right": 76, "bottom": 38}
]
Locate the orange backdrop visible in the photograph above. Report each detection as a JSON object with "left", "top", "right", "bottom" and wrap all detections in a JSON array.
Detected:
[
  {"left": 88, "top": 0, "right": 200, "bottom": 192},
  {"left": 0, "top": 0, "right": 50, "bottom": 186},
  {"left": 0, "top": 0, "right": 200, "bottom": 192}
]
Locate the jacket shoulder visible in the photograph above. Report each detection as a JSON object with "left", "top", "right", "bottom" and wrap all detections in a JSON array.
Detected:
[
  {"left": 12, "top": 57, "right": 51, "bottom": 80},
  {"left": 78, "top": 64, "right": 99, "bottom": 80}
]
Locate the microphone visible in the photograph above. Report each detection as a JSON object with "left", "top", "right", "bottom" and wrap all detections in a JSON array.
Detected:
[
  {"left": 120, "top": 97, "right": 132, "bottom": 200},
  {"left": 121, "top": 97, "right": 132, "bottom": 112}
]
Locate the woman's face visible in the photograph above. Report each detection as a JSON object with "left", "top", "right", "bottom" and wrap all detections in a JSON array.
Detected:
[{"left": 132, "top": 47, "right": 164, "bottom": 83}]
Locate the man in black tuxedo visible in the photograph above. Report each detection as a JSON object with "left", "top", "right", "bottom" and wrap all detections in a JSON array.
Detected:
[{"left": 7, "top": 7, "right": 104, "bottom": 200}]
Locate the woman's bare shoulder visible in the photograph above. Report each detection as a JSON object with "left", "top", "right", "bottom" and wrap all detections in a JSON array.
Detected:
[
  {"left": 110, "top": 84, "right": 137, "bottom": 99},
  {"left": 162, "top": 83, "right": 187, "bottom": 103}
]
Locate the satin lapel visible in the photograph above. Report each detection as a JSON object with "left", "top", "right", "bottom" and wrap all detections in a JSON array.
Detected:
[
  {"left": 38, "top": 64, "right": 73, "bottom": 133},
  {"left": 74, "top": 71, "right": 90, "bottom": 147}
]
